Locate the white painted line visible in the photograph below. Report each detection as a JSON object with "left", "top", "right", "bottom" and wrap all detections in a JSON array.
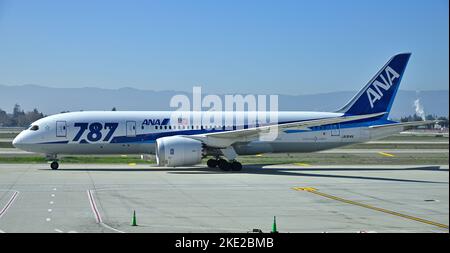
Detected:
[
  {"left": 68, "top": 230, "right": 78, "bottom": 233},
  {"left": 87, "top": 190, "right": 102, "bottom": 223},
  {"left": 87, "top": 189, "right": 125, "bottom": 233},
  {"left": 49, "top": 201, "right": 54, "bottom": 205},
  {"left": 53, "top": 188, "right": 57, "bottom": 191},
  {"left": 48, "top": 209, "right": 52, "bottom": 212},
  {"left": 0, "top": 191, "right": 19, "bottom": 219},
  {"left": 51, "top": 194, "right": 55, "bottom": 197},
  {"left": 0, "top": 229, "right": 5, "bottom": 233},
  {"left": 46, "top": 218, "right": 51, "bottom": 222},
  {"left": 101, "top": 223, "right": 125, "bottom": 233},
  {"left": 54, "top": 229, "right": 63, "bottom": 233}
]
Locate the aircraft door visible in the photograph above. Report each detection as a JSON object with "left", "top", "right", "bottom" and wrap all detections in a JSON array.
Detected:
[
  {"left": 331, "top": 124, "right": 340, "bottom": 136},
  {"left": 126, "top": 121, "right": 136, "bottom": 137},
  {"left": 56, "top": 121, "right": 67, "bottom": 137}
]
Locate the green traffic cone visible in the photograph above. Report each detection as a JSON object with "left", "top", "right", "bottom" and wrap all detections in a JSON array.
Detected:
[
  {"left": 271, "top": 216, "right": 278, "bottom": 233},
  {"left": 131, "top": 210, "right": 137, "bottom": 226}
]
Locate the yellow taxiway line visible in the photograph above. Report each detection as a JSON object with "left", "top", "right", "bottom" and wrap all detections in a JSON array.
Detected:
[
  {"left": 378, "top": 152, "right": 395, "bottom": 157},
  {"left": 292, "top": 187, "right": 448, "bottom": 230}
]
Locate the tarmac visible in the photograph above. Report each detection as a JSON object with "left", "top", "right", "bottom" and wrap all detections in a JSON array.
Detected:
[
  {"left": 0, "top": 163, "right": 448, "bottom": 233},
  {"left": 0, "top": 148, "right": 448, "bottom": 156}
]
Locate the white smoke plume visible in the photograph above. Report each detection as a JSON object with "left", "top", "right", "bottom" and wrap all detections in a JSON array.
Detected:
[{"left": 414, "top": 98, "right": 426, "bottom": 121}]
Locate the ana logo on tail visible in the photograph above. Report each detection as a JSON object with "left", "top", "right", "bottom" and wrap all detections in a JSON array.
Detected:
[{"left": 366, "top": 66, "right": 400, "bottom": 108}]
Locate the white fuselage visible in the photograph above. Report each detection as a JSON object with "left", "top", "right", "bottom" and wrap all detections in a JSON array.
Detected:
[{"left": 12, "top": 111, "right": 401, "bottom": 156}]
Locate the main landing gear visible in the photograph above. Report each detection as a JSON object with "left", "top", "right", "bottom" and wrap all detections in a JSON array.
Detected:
[{"left": 207, "top": 158, "right": 242, "bottom": 171}]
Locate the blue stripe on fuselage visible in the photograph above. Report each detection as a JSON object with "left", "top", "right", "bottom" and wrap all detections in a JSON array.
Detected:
[
  {"left": 37, "top": 116, "right": 397, "bottom": 144},
  {"left": 38, "top": 140, "right": 70, "bottom": 144}
]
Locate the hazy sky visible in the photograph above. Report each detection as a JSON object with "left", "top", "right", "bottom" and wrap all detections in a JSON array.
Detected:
[{"left": 0, "top": 0, "right": 448, "bottom": 95}]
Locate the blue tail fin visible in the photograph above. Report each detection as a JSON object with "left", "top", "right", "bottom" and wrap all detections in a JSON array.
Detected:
[{"left": 337, "top": 53, "right": 411, "bottom": 118}]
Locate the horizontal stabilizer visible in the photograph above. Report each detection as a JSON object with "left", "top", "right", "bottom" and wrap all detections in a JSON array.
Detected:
[{"left": 369, "top": 120, "right": 440, "bottom": 129}]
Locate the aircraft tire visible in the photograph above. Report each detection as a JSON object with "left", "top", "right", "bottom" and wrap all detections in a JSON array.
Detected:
[
  {"left": 231, "top": 161, "right": 242, "bottom": 171},
  {"left": 218, "top": 159, "right": 230, "bottom": 171},
  {"left": 50, "top": 161, "right": 59, "bottom": 170},
  {"left": 207, "top": 159, "right": 218, "bottom": 168}
]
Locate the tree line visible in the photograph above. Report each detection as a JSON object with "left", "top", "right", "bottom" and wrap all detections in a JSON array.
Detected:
[
  {"left": 0, "top": 104, "right": 45, "bottom": 127},
  {"left": 0, "top": 106, "right": 118, "bottom": 127},
  {"left": 0, "top": 104, "right": 448, "bottom": 129},
  {"left": 400, "top": 114, "right": 449, "bottom": 128}
]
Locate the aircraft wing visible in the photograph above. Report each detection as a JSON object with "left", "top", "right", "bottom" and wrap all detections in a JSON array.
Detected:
[{"left": 184, "top": 112, "right": 386, "bottom": 148}]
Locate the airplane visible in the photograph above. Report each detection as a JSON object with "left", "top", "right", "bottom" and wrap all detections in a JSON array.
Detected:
[{"left": 12, "top": 53, "right": 437, "bottom": 170}]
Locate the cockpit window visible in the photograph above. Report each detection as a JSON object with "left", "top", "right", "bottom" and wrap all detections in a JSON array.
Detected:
[{"left": 29, "top": 125, "right": 39, "bottom": 131}]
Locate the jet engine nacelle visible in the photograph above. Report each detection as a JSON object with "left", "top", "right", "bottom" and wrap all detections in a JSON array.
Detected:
[{"left": 156, "top": 136, "right": 203, "bottom": 167}]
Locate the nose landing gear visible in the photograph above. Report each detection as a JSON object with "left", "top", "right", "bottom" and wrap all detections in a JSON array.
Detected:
[
  {"left": 46, "top": 154, "right": 59, "bottom": 170},
  {"left": 50, "top": 161, "right": 59, "bottom": 170}
]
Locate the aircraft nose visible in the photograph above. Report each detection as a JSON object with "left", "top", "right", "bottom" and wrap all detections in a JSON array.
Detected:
[
  {"left": 12, "top": 132, "right": 25, "bottom": 148},
  {"left": 12, "top": 130, "right": 42, "bottom": 153},
  {"left": 12, "top": 135, "right": 20, "bottom": 147}
]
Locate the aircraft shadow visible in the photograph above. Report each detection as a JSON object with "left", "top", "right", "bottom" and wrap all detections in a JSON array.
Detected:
[{"left": 51, "top": 164, "right": 448, "bottom": 184}]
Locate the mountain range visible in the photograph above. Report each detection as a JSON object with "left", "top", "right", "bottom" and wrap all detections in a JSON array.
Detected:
[{"left": 0, "top": 84, "right": 448, "bottom": 120}]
